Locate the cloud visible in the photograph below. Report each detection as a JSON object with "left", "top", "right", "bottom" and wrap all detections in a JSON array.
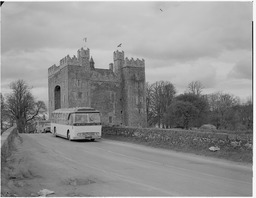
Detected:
[
  {"left": 228, "top": 58, "right": 252, "bottom": 80},
  {"left": 216, "top": 78, "right": 252, "bottom": 100},
  {"left": 146, "top": 59, "right": 217, "bottom": 94},
  {"left": 1, "top": 1, "right": 253, "bottom": 102},
  {"left": 1, "top": 47, "right": 77, "bottom": 89},
  {"left": 130, "top": 2, "right": 252, "bottom": 63}
]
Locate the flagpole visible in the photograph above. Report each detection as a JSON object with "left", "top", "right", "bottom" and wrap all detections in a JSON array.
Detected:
[{"left": 83, "top": 38, "right": 87, "bottom": 48}]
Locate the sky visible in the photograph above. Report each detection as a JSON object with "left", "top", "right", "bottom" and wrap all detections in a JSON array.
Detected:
[{"left": 1, "top": 1, "right": 253, "bottom": 108}]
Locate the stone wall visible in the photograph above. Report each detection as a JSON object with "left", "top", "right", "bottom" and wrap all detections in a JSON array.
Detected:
[
  {"left": 102, "top": 126, "right": 253, "bottom": 152},
  {"left": 90, "top": 81, "right": 122, "bottom": 125},
  {"left": 1, "top": 125, "right": 18, "bottom": 163},
  {"left": 122, "top": 66, "right": 146, "bottom": 127}
]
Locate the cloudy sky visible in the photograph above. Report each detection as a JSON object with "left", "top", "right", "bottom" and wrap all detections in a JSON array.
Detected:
[{"left": 1, "top": 1, "right": 253, "bottom": 107}]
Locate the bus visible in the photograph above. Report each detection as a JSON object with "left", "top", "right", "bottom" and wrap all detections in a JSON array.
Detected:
[{"left": 51, "top": 107, "right": 102, "bottom": 141}]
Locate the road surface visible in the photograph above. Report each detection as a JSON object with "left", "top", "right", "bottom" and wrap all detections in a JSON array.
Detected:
[{"left": 5, "top": 133, "right": 252, "bottom": 196}]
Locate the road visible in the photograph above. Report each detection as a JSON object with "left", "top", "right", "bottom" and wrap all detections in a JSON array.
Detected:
[{"left": 7, "top": 133, "right": 252, "bottom": 196}]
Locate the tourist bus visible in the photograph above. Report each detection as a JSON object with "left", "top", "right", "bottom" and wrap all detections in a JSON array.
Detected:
[{"left": 51, "top": 107, "right": 102, "bottom": 141}]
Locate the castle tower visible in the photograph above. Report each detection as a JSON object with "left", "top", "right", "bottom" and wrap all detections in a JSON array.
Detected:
[
  {"left": 77, "top": 47, "right": 90, "bottom": 69},
  {"left": 113, "top": 50, "right": 124, "bottom": 78},
  {"left": 121, "top": 57, "right": 147, "bottom": 127}
]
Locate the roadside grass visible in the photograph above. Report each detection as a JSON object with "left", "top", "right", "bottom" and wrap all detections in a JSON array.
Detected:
[{"left": 102, "top": 134, "right": 252, "bottom": 164}]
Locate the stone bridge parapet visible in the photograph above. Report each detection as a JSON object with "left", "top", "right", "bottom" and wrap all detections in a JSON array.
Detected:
[{"left": 1, "top": 125, "right": 18, "bottom": 163}]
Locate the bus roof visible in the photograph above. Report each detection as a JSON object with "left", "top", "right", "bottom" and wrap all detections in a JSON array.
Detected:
[{"left": 52, "top": 107, "right": 99, "bottom": 114}]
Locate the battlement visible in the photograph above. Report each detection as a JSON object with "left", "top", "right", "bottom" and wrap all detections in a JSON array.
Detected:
[
  {"left": 48, "top": 64, "right": 60, "bottom": 76},
  {"left": 57, "top": 47, "right": 90, "bottom": 67},
  {"left": 113, "top": 50, "right": 124, "bottom": 61},
  {"left": 59, "top": 54, "right": 79, "bottom": 67},
  {"left": 77, "top": 47, "right": 90, "bottom": 59},
  {"left": 48, "top": 47, "right": 91, "bottom": 76},
  {"left": 124, "top": 57, "right": 145, "bottom": 68},
  {"left": 48, "top": 54, "right": 80, "bottom": 76}
]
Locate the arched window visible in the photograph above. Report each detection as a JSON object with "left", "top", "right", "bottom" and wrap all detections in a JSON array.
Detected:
[{"left": 54, "top": 85, "right": 61, "bottom": 110}]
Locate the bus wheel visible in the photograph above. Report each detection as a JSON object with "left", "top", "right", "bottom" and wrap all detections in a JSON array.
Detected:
[
  {"left": 67, "top": 131, "right": 71, "bottom": 141},
  {"left": 91, "top": 139, "right": 95, "bottom": 142}
]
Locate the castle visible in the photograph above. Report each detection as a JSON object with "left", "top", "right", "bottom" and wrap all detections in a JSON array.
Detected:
[{"left": 48, "top": 47, "right": 147, "bottom": 127}]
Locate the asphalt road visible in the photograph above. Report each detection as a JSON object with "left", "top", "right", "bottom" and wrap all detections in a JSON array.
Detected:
[{"left": 15, "top": 133, "right": 252, "bottom": 196}]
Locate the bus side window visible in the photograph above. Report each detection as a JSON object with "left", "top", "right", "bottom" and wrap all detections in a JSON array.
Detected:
[{"left": 68, "top": 114, "right": 73, "bottom": 125}]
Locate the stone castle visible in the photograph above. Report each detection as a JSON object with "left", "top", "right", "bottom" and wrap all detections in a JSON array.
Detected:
[{"left": 48, "top": 47, "right": 147, "bottom": 127}]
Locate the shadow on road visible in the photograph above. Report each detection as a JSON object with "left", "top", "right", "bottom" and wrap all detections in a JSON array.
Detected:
[{"left": 49, "top": 134, "right": 101, "bottom": 143}]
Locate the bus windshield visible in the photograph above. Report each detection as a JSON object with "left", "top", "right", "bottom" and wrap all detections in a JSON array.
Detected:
[
  {"left": 74, "top": 113, "right": 100, "bottom": 124},
  {"left": 88, "top": 113, "right": 101, "bottom": 123}
]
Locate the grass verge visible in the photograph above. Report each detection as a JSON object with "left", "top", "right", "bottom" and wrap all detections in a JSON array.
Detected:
[{"left": 103, "top": 134, "right": 252, "bottom": 164}]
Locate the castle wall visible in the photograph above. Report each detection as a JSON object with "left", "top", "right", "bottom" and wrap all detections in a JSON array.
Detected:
[
  {"left": 67, "top": 65, "right": 90, "bottom": 108},
  {"left": 90, "top": 68, "right": 122, "bottom": 126},
  {"left": 48, "top": 66, "right": 69, "bottom": 119},
  {"left": 48, "top": 47, "right": 147, "bottom": 127},
  {"left": 90, "top": 81, "right": 122, "bottom": 126},
  {"left": 122, "top": 66, "right": 147, "bottom": 127}
]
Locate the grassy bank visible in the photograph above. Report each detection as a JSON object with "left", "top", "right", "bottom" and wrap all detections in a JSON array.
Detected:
[{"left": 102, "top": 134, "right": 252, "bottom": 164}]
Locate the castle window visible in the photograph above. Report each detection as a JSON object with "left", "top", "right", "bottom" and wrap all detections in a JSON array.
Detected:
[
  {"left": 109, "top": 116, "right": 112, "bottom": 124},
  {"left": 78, "top": 92, "right": 82, "bottom": 99},
  {"left": 135, "top": 96, "right": 139, "bottom": 105},
  {"left": 74, "top": 79, "right": 81, "bottom": 87},
  {"left": 77, "top": 80, "right": 81, "bottom": 87}
]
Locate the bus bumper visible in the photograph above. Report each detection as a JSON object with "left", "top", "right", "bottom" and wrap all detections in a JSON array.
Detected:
[{"left": 73, "top": 135, "right": 101, "bottom": 140}]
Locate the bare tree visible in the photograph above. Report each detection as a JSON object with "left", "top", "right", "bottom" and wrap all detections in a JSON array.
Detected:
[
  {"left": 187, "top": 81, "right": 204, "bottom": 95},
  {"left": 147, "top": 81, "right": 176, "bottom": 128},
  {"left": 6, "top": 80, "right": 46, "bottom": 133},
  {"left": 207, "top": 92, "right": 240, "bottom": 129}
]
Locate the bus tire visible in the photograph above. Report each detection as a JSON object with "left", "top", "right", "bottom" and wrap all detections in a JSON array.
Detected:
[
  {"left": 91, "top": 139, "right": 95, "bottom": 142},
  {"left": 67, "top": 131, "right": 71, "bottom": 141}
]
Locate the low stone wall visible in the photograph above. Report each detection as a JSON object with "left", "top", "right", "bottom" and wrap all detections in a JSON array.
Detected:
[
  {"left": 1, "top": 125, "right": 18, "bottom": 163},
  {"left": 102, "top": 126, "right": 253, "bottom": 152}
]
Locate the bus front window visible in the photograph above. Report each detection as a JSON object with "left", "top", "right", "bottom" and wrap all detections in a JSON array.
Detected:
[
  {"left": 74, "top": 114, "right": 88, "bottom": 124},
  {"left": 88, "top": 113, "right": 101, "bottom": 123}
]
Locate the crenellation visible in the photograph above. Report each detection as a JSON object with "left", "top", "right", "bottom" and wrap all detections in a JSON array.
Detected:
[
  {"left": 59, "top": 54, "right": 80, "bottom": 67},
  {"left": 113, "top": 50, "right": 124, "bottom": 61},
  {"left": 124, "top": 57, "right": 145, "bottom": 68},
  {"left": 49, "top": 50, "right": 89, "bottom": 77},
  {"left": 48, "top": 64, "right": 60, "bottom": 76}
]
